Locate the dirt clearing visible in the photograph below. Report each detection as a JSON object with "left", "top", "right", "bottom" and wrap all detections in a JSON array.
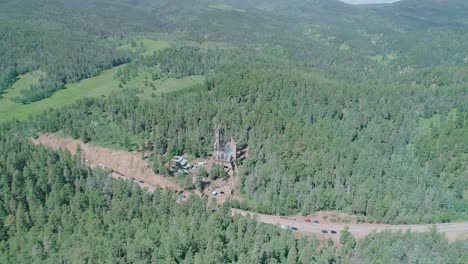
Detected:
[{"left": 32, "top": 133, "right": 181, "bottom": 191}]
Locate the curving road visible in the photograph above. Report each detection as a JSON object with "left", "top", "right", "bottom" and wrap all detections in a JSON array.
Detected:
[{"left": 232, "top": 209, "right": 468, "bottom": 242}]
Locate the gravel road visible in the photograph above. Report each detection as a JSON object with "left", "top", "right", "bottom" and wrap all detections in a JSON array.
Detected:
[{"left": 232, "top": 209, "right": 468, "bottom": 241}]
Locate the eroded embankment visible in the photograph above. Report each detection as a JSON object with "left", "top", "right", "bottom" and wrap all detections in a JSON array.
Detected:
[{"left": 31, "top": 133, "right": 181, "bottom": 191}]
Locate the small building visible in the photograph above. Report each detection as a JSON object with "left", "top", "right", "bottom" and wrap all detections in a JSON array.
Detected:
[
  {"left": 173, "top": 156, "right": 191, "bottom": 171},
  {"left": 173, "top": 156, "right": 183, "bottom": 163}
]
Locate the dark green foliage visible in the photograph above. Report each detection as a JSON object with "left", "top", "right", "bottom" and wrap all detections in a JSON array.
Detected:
[
  {"left": 30, "top": 48, "right": 468, "bottom": 223},
  {"left": 196, "top": 168, "right": 208, "bottom": 191},
  {"left": 0, "top": 69, "right": 18, "bottom": 97},
  {"left": 0, "top": 0, "right": 467, "bottom": 261},
  {"left": 352, "top": 228, "right": 468, "bottom": 264},
  {"left": 0, "top": 133, "right": 321, "bottom": 263},
  {"left": 0, "top": 129, "right": 465, "bottom": 263},
  {"left": 2, "top": 0, "right": 467, "bottom": 94},
  {"left": 0, "top": 17, "right": 130, "bottom": 103},
  {"left": 210, "top": 164, "right": 226, "bottom": 181},
  {"left": 12, "top": 78, "right": 65, "bottom": 104},
  {"left": 176, "top": 172, "right": 193, "bottom": 189},
  {"left": 340, "top": 226, "right": 356, "bottom": 251}
]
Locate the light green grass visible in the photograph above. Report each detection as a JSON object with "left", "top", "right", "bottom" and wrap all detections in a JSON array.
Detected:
[
  {"left": 0, "top": 66, "right": 125, "bottom": 122},
  {"left": 118, "top": 39, "right": 171, "bottom": 56},
  {"left": 0, "top": 66, "right": 204, "bottom": 123},
  {"left": 0, "top": 38, "right": 175, "bottom": 122},
  {"left": 367, "top": 53, "right": 397, "bottom": 65},
  {"left": 368, "top": 54, "right": 385, "bottom": 64},
  {"left": 115, "top": 65, "right": 205, "bottom": 98},
  {"left": 139, "top": 75, "right": 205, "bottom": 98}
]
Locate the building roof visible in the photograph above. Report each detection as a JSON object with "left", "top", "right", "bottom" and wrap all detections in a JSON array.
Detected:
[
  {"left": 215, "top": 150, "right": 232, "bottom": 162},
  {"left": 173, "top": 156, "right": 183, "bottom": 163}
]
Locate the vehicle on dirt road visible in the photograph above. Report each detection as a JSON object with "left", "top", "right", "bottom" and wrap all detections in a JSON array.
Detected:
[
  {"left": 313, "top": 220, "right": 320, "bottom": 223},
  {"left": 321, "top": 230, "right": 328, "bottom": 234},
  {"left": 305, "top": 219, "right": 311, "bottom": 222},
  {"left": 291, "top": 227, "right": 298, "bottom": 231},
  {"left": 330, "top": 230, "right": 337, "bottom": 234}
]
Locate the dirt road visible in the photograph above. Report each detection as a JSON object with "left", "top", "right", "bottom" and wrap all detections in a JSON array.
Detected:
[{"left": 232, "top": 209, "right": 468, "bottom": 242}]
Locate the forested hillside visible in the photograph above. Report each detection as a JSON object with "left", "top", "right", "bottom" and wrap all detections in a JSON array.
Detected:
[
  {"left": 1, "top": 0, "right": 467, "bottom": 99},
  {"left": 0, "top": 0, "right": 467, "bottom": 262},
  {"left": 0, "top": 21, "right": 130, "bottom": 103},
  {"left": 30, "top": 45, "right": 468, "bottom": 224},
  {"left": 0, "top": 0, "right": 466, "bottom": 223},
  {"left": 0, "top": 128, "right": 466, "bottom": 263}
]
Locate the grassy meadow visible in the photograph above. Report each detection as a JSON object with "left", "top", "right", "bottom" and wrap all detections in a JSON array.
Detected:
[
  {"left": 0, "top": 39, "right": 205, "bottom": 123},
  {"left": 118, "top": 39, "right": 171, "bottom": 56}
]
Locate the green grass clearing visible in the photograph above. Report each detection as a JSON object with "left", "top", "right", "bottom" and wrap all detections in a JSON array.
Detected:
[
  {"left": 368, "top": 54, "right": 385, "bottom": 64},
  {"left": 0, "top": 38, "right": 177, "bottom": 122},
  {"left": 0, "top": 66, "right": 124, "bottom": 122},
  {"left": 367, "top": 53, "right": 397, "bottom": 65},
  {"left": 0, "top": 66, "right": 205, "bottom": 123},
  {"left": 137, "top": 73, "right": 205, "bottom": 98},
  {"left": 118, "top": 38, "right": 171, "bottom": 56}
]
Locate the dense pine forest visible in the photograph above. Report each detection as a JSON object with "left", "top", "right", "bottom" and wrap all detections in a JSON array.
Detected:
[
  {"left": 0, "top": 128, "right": 467, "bottom": 263},
  {"left": 0, "top": 21, "right": 131, "bottom": 103},
  {"left": 30, "top": 45, "right": 468, "bottom": 224},
  {"left": 0, "top": 0, "right": 467, "bottom": 262}
]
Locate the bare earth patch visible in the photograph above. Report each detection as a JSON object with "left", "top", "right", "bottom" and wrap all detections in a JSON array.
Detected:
[
  {"left": 32, "top": 133, "right": 181, "bottom": 191},
  {"left": 308, "top": 211, "right": 358, "bottom": 224}
]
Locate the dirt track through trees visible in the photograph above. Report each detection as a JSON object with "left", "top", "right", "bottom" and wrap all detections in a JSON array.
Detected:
[{"left": 32, "top": 134, "right": 181, "bottom": 191}]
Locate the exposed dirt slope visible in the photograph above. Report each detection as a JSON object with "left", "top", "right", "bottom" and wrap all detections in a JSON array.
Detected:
[{"left": 32, "top": 133, "right": 181, "bottom": 191}]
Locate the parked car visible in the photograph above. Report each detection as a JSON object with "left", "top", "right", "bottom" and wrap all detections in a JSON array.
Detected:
[
  {"left": 305, "top": 219, "right": 311, "bottom": 223},
  {"left": 138, "top": 180, "right": 144, "bottom": 183},
  {"left": 281, "top": 225, "right": 288, "bottom": 230},
  {"left": 330, "top": 230, "right": 337, "bottom": 234},
  {"left": 291, "top": 227, "right": 298, "bottom": 231},
  {"left": 313, "top": 220, "right": 320, "bottom": 223},
  {"left": 321, "top": 230, "right": 328, "bottom": 234}
]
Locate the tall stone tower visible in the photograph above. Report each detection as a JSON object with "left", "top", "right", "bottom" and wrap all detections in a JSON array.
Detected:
[{"left": 230, "top": 137, "right": 237, "bottom": 162}]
